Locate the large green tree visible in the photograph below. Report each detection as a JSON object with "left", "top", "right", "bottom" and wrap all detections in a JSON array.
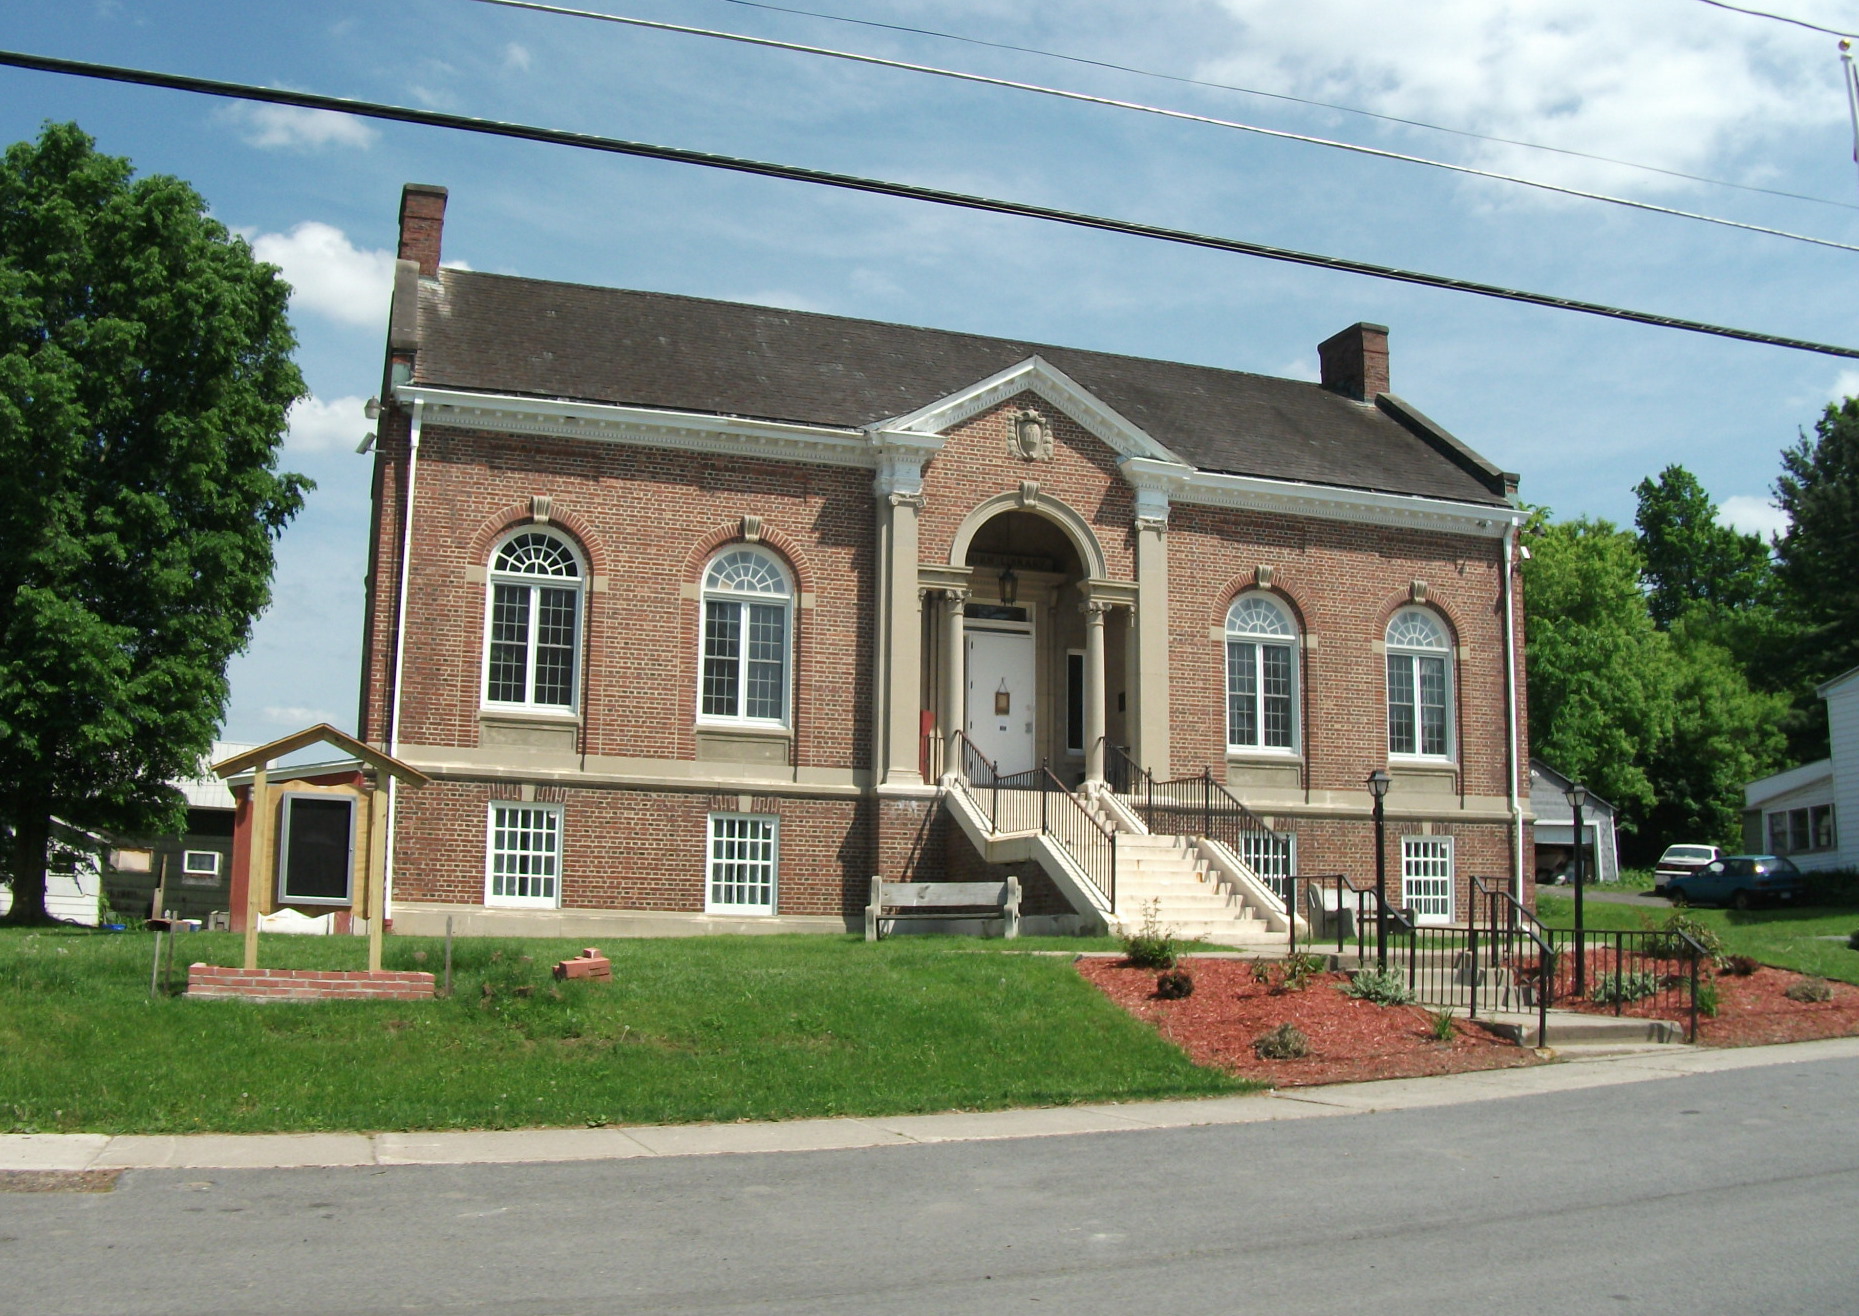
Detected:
[
  {"left": 0, "top": 123, "right": 308, "bottom": 924},
  {"left": 1774, "top": 399, "right": 1859, "bottom": 697},
  {"left": 1522, "top": 514, "right": 1675, "bottom": 821},
  {"left": 1633, "top": 464, "right": 1776, "bottom": 631}
]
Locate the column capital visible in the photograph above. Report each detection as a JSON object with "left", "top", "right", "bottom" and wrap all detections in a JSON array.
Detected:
[
  {"left": 886, "top": 491, "right": 926, "bottom": 510},
  {"left": 1082, "top": 598, "right": 1114, "bottom": 620},
  {"left": 872, "top": 449, "right": 925, "bottom": 501}
]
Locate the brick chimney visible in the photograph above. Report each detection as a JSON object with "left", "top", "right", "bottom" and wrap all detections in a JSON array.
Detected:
[
  {"left": 397, "top": 183, "right": 449, "bottom": 277},
  {"left": 1317, "top": 322, "right": 1390, "bottom": 401}
]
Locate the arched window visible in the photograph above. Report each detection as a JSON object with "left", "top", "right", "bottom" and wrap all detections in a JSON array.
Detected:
[
  {"left": 700, "top": 547, "right": 791, "bottom": 724},
  {"left": 483, "top": 530, "right": 582, "bottom": 711},
  {"left": 1386, "top": 608, "right": 1452, "bottom": 758},
  {"left": 1225, "top": 594, "right": 1298, "bottom": 751}
]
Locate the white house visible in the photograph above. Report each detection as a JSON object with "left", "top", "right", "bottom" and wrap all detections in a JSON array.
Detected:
[{"left": 1741, "top": 664, "right": 1856, "bottom": 871}]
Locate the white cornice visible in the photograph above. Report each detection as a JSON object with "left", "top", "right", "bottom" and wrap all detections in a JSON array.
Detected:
[
  {"left": 870, "top": 355, "right": 1186, "bottom": 466},
  {"left": 394, "top": 385, "right": 876, "bottom": 469},
  {"left": 1124, "top": 457, "right": 1522, "bottom": 538}
]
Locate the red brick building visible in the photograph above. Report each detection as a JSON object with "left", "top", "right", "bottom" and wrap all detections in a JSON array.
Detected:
[{"left": 359, "top": 184, "right": 1530, "bottom": 940}]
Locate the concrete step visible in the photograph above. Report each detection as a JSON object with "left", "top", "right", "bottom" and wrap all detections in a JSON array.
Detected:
[{"left": 1471, "top": 1009, "right": 1687, "bottom": 1047}]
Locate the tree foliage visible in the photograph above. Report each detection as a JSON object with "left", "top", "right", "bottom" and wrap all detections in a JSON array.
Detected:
[
  {"left": 0, "top": 123, "right": 308, "bottom": 923},
  {"left": 1633, "top": 464, "right": 1775, "bottom": 630},
  {"left": 1522, "top": 514, "right": 1674, "bottom": 819},
  {"left": 1774, "top": 400, "right": 1859, "bottom": 693}
]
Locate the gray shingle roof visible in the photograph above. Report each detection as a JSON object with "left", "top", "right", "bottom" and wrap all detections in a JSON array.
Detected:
[{"left": 414, "top": 271, "right": 1512, "bottom": 506}]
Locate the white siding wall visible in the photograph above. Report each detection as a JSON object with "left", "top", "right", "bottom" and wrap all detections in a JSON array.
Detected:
[{"left": 1826, "top": 679, "right": 1859, "bottom": 870}]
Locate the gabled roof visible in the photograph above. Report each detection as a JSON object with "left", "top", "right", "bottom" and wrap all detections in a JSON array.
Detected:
[
  {"left": 213, "top": 724, "right": 430, "bottom": 787},
  {"left": 412, "top": 271, "right": 1513, "bottom": 507}
]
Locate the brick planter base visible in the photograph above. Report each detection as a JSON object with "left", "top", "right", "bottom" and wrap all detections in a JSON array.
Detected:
[{"left": 186, "top": 964, "right": 436, "bottom": 1001}]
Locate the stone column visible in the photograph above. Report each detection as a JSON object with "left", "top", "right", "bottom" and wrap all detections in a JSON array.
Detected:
[
  {"left": 1134, "top": 513, "right": 1171, "bottom": 775},
  {"left": 941, "top": 589, "right": 969, "bottom": 780},
  {"left": 881, "top": 493, "right": 925, "bottom": 786},
  {"left": 1084, "top": 599, "right": 1110, "bottom": 784}
]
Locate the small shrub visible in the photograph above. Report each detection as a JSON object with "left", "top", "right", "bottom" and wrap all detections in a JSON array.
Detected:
[
  {"left": 1719, "top": 954, "right": 1759, "bottom": 977},
  {"left": 1120, "top": 900, "right": 1178, "bottom": 969},
  {"left": 1426, "top": 1008, "right": 1456, "bottom": 1043},
  {"left": 1154, "top": 968, "right": 1194, "bottom": 1000},
  {"left": 1847, "top": 929, "right": 1859, "bottom": 952},
  {"left": 1785, "top": 976, "right": 1834, "bottom": 1004},
  {"left": 1252, "top": 951, "right": 1326, "bottom": 994},
  {"left": 1650, "top": 913, "right": 1723, "bottom": 961},
  {"left": 1342, "top": 964, "right": 1414, "bottom": 1006},
  {"left": 1589, "top": 971, "right": 1660, "bottom": 1005},
  {"left": 1693, "top": 979, "right": 1720, "bottom": 1017},
  {"left": 1253, "top": 1022, "right": 1310, "bottom": 1060}
]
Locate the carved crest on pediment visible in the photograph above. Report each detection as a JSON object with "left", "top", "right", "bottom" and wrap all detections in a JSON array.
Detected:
[{"left": 1009, "top": 406, "right": 1053, "bottom": 462}]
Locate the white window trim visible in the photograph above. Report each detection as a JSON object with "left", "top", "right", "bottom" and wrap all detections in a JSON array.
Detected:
[
  {"left": 696, "top": 549, "right": 794, "bottom": 729},
  {"left": 181, "top": 849, "right": 222, "bottom": 877},
  {"left": 485, "top": 801, "right": 564, "bottom": 908},
  {"left": 481, "top": 530, "right": 585, "bottom": 716},
  {"left": 1385, "top": 609, "right": 1455, "bottom": 763},
  {"left": 705, "top": 812, "right": 779, "bottom": 915},
  {"left": 1224, "top": 594, "right": 1300, "bottom": 756},
  {"left": 1400, "top": 834, "right": 1455, "bottom": 925}
]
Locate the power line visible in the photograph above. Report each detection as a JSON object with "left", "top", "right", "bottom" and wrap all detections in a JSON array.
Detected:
[
  {"left": 1684, "top": 0, "right": 1856, "bottom": 38},
  {"left": 465, "top": 0, "right": 1859, "bottom": 255},
  {"left": 690, "top": 0, "right": 1859, "bottom": 213},
  {"left": 1, "top": 46, "right": 1853, "bottom": 360}
]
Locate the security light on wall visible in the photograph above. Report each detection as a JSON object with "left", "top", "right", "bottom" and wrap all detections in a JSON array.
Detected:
[{"left": 997, "top": 567, "right": 1018, "bottom": 605}]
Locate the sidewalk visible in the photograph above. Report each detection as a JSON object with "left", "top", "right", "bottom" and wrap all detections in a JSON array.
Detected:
[{"left": 8, "top": 1035, "right": 1859, "bottom": 1173}]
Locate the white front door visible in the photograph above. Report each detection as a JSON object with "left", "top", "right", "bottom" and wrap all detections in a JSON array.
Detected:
[{"left": 966, "top": 628, "right": 1037, "bottom": 777}]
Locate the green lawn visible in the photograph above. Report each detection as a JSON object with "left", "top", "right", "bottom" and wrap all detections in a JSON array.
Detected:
[
  {"left": 0, "top": 928, "right": 1246, "bottom": 1135},
  {"left": 1535, "top": 892, "right": 1859, "bottom": 984}
]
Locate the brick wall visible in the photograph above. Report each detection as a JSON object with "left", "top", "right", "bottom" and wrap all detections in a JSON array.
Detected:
[{"left": 186, "top": 965, "right": 436, "bottom": 1001}]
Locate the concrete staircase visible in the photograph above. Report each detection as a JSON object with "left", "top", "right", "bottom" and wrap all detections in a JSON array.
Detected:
[{"left": 1101, "top": 827, "right": 1277, "bottom": 947}]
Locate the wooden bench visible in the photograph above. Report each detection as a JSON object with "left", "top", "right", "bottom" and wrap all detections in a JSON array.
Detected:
[{"left": 864, "top": 875, "right": 1021, "bottom": 941}]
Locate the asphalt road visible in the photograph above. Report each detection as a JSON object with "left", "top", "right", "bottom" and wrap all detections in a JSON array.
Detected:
[{"left": 6, "top": 1056, "right": 1857, "bottom": 1316}]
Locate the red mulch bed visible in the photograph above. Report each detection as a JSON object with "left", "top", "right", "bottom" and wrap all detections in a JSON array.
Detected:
[
  {"left": 1552, "top": 952, "right": 1859, "bottom": 1047},
  {"left": 1077, "top": 957, "right": 1542, "bottom": 1088}
]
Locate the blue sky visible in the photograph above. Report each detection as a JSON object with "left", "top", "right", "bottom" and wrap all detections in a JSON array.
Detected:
[{"left": 4, "top": 0, "right": 1857, "bottom": 744}]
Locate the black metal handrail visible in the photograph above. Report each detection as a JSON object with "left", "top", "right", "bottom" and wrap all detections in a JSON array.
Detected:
[
  {"left": 1039, "top": 766, "right": 1116, "bottom": 912},
  {"left": 1540, "top": 925, "right": 1706, "bottom": 1043},
  {"left": 1102, "top": 743, "right": 1292, "bottom": 905},
  {"left": 948, "top": 733, "right": 1115, "bottom": 910}
]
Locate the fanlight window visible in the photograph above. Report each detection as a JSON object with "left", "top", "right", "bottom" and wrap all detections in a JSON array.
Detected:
[
  {"left": 484, "top": 531, "right": 582, "bottom": 711},
  {"left": 1225, "top": 594, "right": 1297, "bottom": 751},
  {"left": 1386, "top": 607, "right": 1451, "bottom": 758},
  {"left": 701, "top": 548, "right": 792, "bottom": 724}
]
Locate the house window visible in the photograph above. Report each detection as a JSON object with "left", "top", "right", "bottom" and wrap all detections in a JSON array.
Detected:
[
  {"left": 180, "top": 850, "right": 222, "bottom": 886},
  {"left": 700, "top": 548, "right": 791, "bottom": 724},
  {"left": 1401, "top": 835, "right": 1454, "bottom": 924},
  {"left": 487, "top": 803, "right": 562, "bottom": 906},
  {"left": 1241, "top": 830, "right": 1296, "bottom": 904},
  {"left": 1386, "top": 608, "right": 1452, "bottom": 759},
  {"left": 707, "top": 813, "right": 777, "bottom": 914},
  {"left": 1226, "top": 594, "right": 1297, "bottom": 751},
  {"left": 1768, "top": 805, "right": 1835, "bottom": 855},
  {"left": 484, "top": 531, "right": 582, "bottom": 712},
  {"left": 277, "top": 794, "right": 355, "bottom": 906}
]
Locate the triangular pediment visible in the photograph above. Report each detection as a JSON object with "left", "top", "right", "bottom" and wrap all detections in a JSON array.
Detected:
[{"left": 867, "top": 355, "right": 1188, "bottom": 467}]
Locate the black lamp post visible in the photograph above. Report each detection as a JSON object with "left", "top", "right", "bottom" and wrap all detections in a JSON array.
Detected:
[
  {"left": 1565, "top": 781, "right": 1588, "bottom": 995},
  {"left": 1367, "top": 769, "right": 1392, "bottom": 969}
]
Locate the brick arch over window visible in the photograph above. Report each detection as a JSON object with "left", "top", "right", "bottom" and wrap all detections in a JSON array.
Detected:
[
  {"left": 679, "top": 521, "right": 817, "bottom": 600},
  {"left": 1372, "top": 590, "right": 1462, "bottom": 644},
  {"left": 1208, "top": 573, "right": 1312, "bottom": 635},
  {"left": 467, "top": 501, "right": 607, "bottom": 579},
  {"left": 1379, "top": 597, "right": 1460, "bottom": 762}
]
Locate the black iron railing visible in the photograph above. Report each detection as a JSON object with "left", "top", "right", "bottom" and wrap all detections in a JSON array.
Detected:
[
  {"left": 950, "top": 733, "right": 1115, "bottom": 911},
  {"left": 1541, "top": 926, "right": 1706, "bottom": 1043},
  {"left": 1103, "top": 743, "right": 1292, "bottom": 904}
]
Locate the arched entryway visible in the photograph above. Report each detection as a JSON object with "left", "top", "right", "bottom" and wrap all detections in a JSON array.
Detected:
[{"left": 929, "top": 499, "right": 1128, "bottom": 785}]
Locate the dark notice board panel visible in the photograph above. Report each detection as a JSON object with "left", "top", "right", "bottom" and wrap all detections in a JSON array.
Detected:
[{"left": 280, "top": 796, "right": 354, "bottom": 904}]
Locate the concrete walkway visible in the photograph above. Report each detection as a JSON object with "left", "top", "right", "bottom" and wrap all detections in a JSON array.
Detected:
[{"left": 8, "top": 1034, "right": 1858, "bottom": 1173}]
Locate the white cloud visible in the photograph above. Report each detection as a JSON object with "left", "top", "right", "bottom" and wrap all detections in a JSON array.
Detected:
[
  {"left": 1202, "top": 2, "right": 1833, "bottom": 195},
  {"left": 505, "top": 42, "right": 532, "bottom": 72},
  {"left": 262, "top": 705, "right": 331, "bottom": 727},
  {"left": 1718, "top": 494, "right": 1788, "bottom": 542},
  {"left": 228, "top": 103, "right": 377, "bottom": 151},
  {"left": 249, "top": 222, "right": 395, "bottom": 328},
  {"left": 286, "top": 395, "right": 373, "bottom": 455},
  {"left": 1831, "top": 369, "right": 1859, "bottom": 403}
]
